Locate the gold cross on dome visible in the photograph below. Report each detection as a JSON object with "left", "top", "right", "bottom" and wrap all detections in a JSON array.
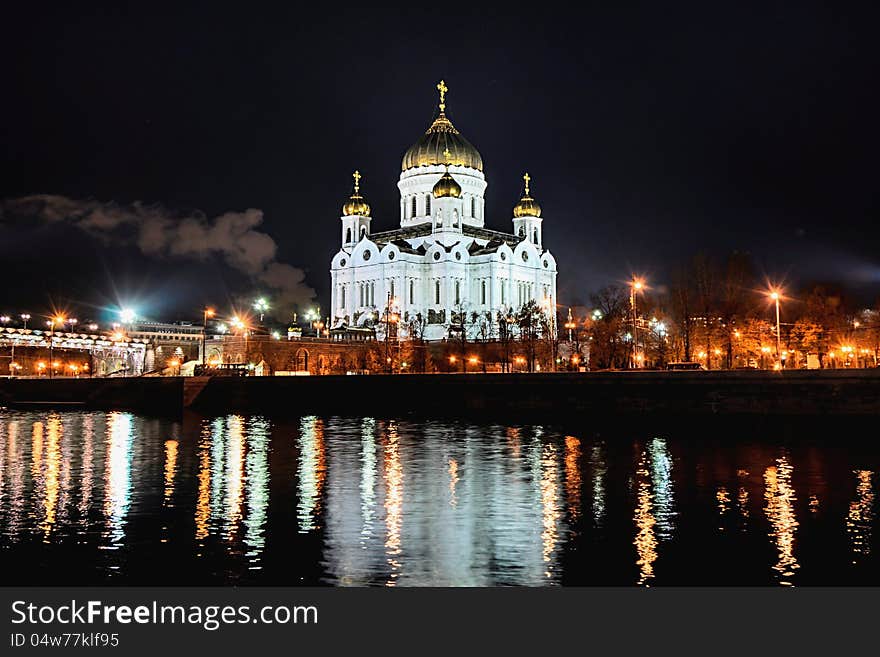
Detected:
[
  {"left": 353, "top": 170, "right": 361, "bottom": 193},
  {"left": 523, "top": 172, "right": 531, "bottom": 195},
  {"left": 437, "top": 80, "right": 448, "bottom": 112}
]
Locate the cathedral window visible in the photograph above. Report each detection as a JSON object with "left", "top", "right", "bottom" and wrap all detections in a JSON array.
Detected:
[
  {"left": 533, "top": 228, "right": 538, "bottom": 244},
  {"left": 390, "top": 280, "right": 395, "bottom": 300},
  {"left": 455, "top": 281, "right": 460, "bottom": 305},
  {"left": 425, "top": 194, "right": 431, "bottom": 216},
  {"left": 481, "top": 280, "right": 486, "bottom": 305},
  {"left": 518, "top": 227, "right": 525, "bottom": 238},
  {"left": 501, "top": 282, "right": 506, "bottom": 305},
  {"left": 345, "top": 227, "right": 352, "bottom": 243},
  {"left": 409, "top": 280, "right": 414, "bottom": 304},
  {"left": 411, "top": 196, "right": 417, "bottom": 217},
  {"left": 471, "top": 197, "right": 476, "bottom": 217},
  {"left": 435, "top": 280, "right": 441, "bottom": 305},
  {"left": 453, "top": 210, "right": 459, "bottom": 228},
  {"left": 341, "top": 286, "right": 346, "bottom": 307}
]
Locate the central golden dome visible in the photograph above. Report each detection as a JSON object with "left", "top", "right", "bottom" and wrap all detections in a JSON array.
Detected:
[{"left": 401, "top": 80, "right": 483, "bottom": 172}]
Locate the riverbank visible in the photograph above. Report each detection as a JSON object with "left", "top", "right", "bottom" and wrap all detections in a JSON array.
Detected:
[{"left": 0, "top": 370, "right": 878, "bottom": 417}]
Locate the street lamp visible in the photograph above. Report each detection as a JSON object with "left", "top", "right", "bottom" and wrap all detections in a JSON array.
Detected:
[
  {"left": 253, "top": 298, "right": 269, "bottom": 323},
  {"left": 202, "top": 307, "right": 215, "bottom": 366},
  {"left": 20, "top": 314, "right": 30, "bottom": 330},
  {"left": 630, "top": 277, "right": 645, "bottom": 368},
  {"left": 769, "top": 289, "right": 782, "bottom": 365},
  {"left": 47, "top": 315, "right": 66, "bottom": 378}
]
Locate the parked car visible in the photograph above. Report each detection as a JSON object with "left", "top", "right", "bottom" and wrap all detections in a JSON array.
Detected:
[{"left": 666, "top": 361, "right": 706, "bottom": 371}]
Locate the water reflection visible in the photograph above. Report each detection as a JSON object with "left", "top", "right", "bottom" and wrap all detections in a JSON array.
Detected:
[
  {"left": 764, "top": 455, "right": 800, "bottom": 585},
  {"left": 103, "top": 412, "right": 134, "bottom": 550},
  {"left": 847, "top": 470, "right": 874, "bottom": 562},
  {"left": 2, "top": 410, "right": 880, "bottom": 586},
  {"left": 632, "top": 438, "right": 675, "bottom": 586},
  {"left": 297, "top": 416, "right": 326, "bottom": 533}
]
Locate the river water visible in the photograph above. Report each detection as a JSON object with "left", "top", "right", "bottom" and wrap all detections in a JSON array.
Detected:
[{"left": 0, "top": 409, "right": 877, "bottom": 586}]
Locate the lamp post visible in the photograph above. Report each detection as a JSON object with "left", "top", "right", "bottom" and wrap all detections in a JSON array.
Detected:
[
  {"left": 253, "top": 298, "right": 269, "bottom": 324},
  {"left": 769, "top": 290, "right": 782, "bottom": 365},
  {"left": 630, "top": 278, "right": 644, "bottom": 368},
  {"left": 20, "top": 314, "right": 30, "bottom": 330},
  {"left": 202, "top": 307, "right": 215, "bottom": 366}
]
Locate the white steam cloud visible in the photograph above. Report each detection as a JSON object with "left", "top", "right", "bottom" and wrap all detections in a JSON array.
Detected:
[{"left": 1, "top": 194, "right": 315, "bottom": 311}]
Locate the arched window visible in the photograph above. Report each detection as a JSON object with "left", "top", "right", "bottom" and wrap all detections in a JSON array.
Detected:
[
  {"left": 341, "top": 285, "right": 346, "bottom": 308},
  {"left": 361, "top": 225, "right": 367, "bottom": 237},
  {"left": 455, "top": 281, "right": 460, "bottom": 305},
  {"left": 390, "top": 280, "right": 395, "bottom": 300},
  {"left": 345, "top": 227, "right": 352, "bottom": 243},
  {"left": 409, "top": 280, "right": 415, "bottom": 304},
  {"left": 533, "top": 228, "right": 538, "bottom": 244},
  {"left": 471, "top": 197, "right": 476, "bottom": 217},
  {"left": 411, "top": 196, "right": 417, "bottom": 217},
  {"left": 425, "top": 194, "right": 431, "bottom": 216},
  {"left": 518, "top": 227, "right": 525, "bottom": 238},
  {"left": 435, "top": 280, "right": 441, "bottom": 305},
  {"left": 501, "top": 281, "right": 506, "bottom": 305},
  {"left": 481, "top": 281, "right": 487, "bottom": 305},
  {"left": 453, "top": 210, "right": 459, "bottom": 228}
]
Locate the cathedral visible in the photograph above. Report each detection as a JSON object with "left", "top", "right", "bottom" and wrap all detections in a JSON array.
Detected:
[{"left": 330, "top": 81, "right": 558, "bottom": 341}]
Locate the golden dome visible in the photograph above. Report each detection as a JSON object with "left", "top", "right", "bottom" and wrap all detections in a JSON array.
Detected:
[
  {"left": 401, "top": 80, "right": 483, "bottom": 172},
  {"left": 342, "top": 170, "right": 371, "bottom": 217},
  {"left": 513, "top": 172, "right": 542, "bottom": 217},
  {"left": 432, "top": 170, "right": 462, "bottom": 198}
]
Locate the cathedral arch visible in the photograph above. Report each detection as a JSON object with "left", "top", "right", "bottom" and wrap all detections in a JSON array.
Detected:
[
  {"left": 345, "top": 227, "right": 352, "bottom": 243},
  {"left": 425, "top": 194, "right": 431, "bottom": 215},
  {"left": 411, "top": 196, "right": 417, "bottom": 218}
]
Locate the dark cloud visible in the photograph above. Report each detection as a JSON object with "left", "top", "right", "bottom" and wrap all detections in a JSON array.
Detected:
[{"left": 0, "top": 195, "right": 315, "bottom": 311}]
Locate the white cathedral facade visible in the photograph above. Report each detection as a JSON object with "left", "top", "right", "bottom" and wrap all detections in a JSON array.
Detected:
[{"left": 330, "top": 81, "right": 557, "bottom": 341}]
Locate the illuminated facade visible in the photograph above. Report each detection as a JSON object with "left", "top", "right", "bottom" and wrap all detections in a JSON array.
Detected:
[{"left": 330, "top": 81, "right": 558, "bottom": 341}]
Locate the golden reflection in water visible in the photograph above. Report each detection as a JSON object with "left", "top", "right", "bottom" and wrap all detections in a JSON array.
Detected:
[
  {"left": 194, "top": 423, "right": 212, "bottom": 542},
  {"left": 243, "top": 418, "right": 270, "bottom": 566},
  {"left": 846, "top": 470, "right": 874, "bottom": 562},
  {"left": 564, "top": 436, "right": 582, "bottom": 522},
  {"left": 448, "top": 458, "right": 459, "bottom": 508},
  {"left": 717, "top": 486, "right": 731, "bottom": 530},
  {"left": 540, "top": 442, "right": 561, "bottom": 578},
  {"left": 210, "top": 417, "right": 225, "bottom": 525},
  {"left": 763, "top": 456, "right": 799, "bottom": 585},
  {"left": 360, "top": 419, "right": 377, "bottom": 540},
  {"left": 590, "top": 444, "right": 607, "bottom": 526},
  {"left": 163, "top": 440, "right": 178, "bottom": 505},
  {"left": 384, "top": 422, "right": 403, "bottom": 585},
  {"left": 809, "top": 494, "right": 820, "bottom": 514},
  {"left": 79, "top": 415, "right": 94, "bottom": 516},
  {"left": 31, "top": 421, "right": 43, "bottom": 479},
  {"left": 224, "top": 416, "right": 245, "bottom": 539},
  {"left": 103, "top": 412, "right": 134, "bottom": 548},
  {"left": 40, "top": 416, "right": 62, "bottom": 537},
  {"left": 296, "top": 416, "right": 326, "bottom": 533},
  {"left": 633, "top": 453, "right": 658, "bottom": 586},
  {"left": 506, "top": 427, "right": 521, "bottom": 458}
]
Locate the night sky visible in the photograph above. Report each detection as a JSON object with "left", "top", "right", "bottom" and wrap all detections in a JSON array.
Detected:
[{"left": 1, "top": 4, "right": 878, "bottom": 322}]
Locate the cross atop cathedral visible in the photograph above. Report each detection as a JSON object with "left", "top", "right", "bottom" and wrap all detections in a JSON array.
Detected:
[
  {"left": 437, "top": 79, "right": 448, "bottom": 112},
  {"left": 523, "top": 172, "right": 531, "bottom": 196},
  {"left": 353, "top": 170, "right": 361, "bottom": 193}
]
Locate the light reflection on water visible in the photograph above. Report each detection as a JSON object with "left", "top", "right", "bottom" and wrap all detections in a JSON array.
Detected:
[{"left": 0, "top": 410, "right": 879, "bottom": 586}]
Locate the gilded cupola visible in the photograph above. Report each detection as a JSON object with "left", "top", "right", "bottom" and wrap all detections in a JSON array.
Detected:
[
  {"left": 432, "top": 148, "right": 463, "bottom": 198},
  {"left": 342, "top": 170, "right": 371, "bottom": 217},
  {"left": 513, "top": 172, "right": 542, "bottom": 218},
  {"left": 401, "top": 80, "right": 483, "bottom": 172}
]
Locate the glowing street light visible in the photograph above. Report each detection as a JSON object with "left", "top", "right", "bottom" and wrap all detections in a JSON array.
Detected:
[
  {"left": 253, "top": 298, "right": 269, "bottom": 323},
  {"left": 119, "top": 308, "right": 136, "bottom": 324},
  {"left": 630, "top": 277, "right": 646, "bottom": 368},
  {"left": 768, "top": 288, "right": 783, "bottom": 365},
  {"left": 202, "top": 307, "right": 215, "bottom": 366}
]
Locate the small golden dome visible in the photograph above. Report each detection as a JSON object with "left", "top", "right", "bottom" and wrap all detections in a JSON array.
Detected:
[
  {"left": 433, "top": 170, "right": 462, "bottom": 198},
  {"left": 513, "top": 172, "right": 542, "bottom": 218},
  {"left": 342, "top": 170, "right": 371, "bottom": 217},
  {"left": 402, "top": 80, "right": 483, "bottom": 172}
]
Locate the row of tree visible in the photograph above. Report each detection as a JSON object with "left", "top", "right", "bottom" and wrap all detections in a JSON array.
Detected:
[{"left": 582, "top": 251, "right": 880, "bottom": 369}]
